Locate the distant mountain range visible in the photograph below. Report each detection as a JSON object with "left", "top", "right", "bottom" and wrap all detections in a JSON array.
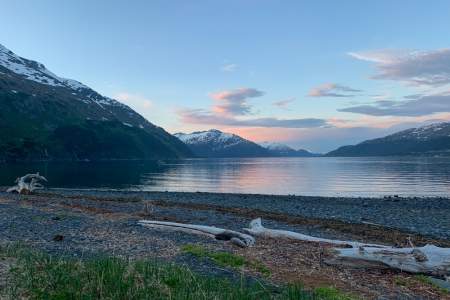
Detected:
[
  {"left": 259, "top": 141, "right": 320, "bottom": 157},
  {"left": 174, "top": 129, "right": 317, "bottom": 158},
  {"left": 174, "top": 130, "right": 268, "bottom": 157},
  {"left": 327, "top": 122, "right": 450, "bottom": 157},
  {"left": 0, "top": 44, "right": 191, "bottom": 161},
  {"left": 3, "top": 44, "right": 450, "bottom": 161}
]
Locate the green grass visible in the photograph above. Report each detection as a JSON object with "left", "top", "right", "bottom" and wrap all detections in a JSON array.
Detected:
[
  {"left": 314, "top": 287, "right": 355, "bottom": 300},
  {"left": 394, "top": 275, "right": 449, "bottom": 296},
  {"left": 415, "top": 275, "right": 449, "bottom": 295},
  {"left": 393, "top": 276, "right": 409, "bottom": 287},
  {"left": 0, "top": 244, "right": 354, "bottom": 300},
  {"left": 181, "top": 244, "right": 271, "bottom": 276}
]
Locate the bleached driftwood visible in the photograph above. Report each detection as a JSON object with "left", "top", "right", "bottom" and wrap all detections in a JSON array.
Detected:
[
  {"left": 6, "top": 173, "right": 47, "bottom": 194},
  {"left": 244, "top": 218, "right": 450, "bottom": 276},
  {"left": 138, "top": 220, "right": 255, "bottom": 248},
  {"left": 328, "top": 245, "right": 450, "bottom": 276},
  {"left": 243, "top": 218, "right": 387, "bottom": 248}
]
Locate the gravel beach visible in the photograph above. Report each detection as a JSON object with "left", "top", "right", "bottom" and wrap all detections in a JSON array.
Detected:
[
  {"left": 1, "top": 189, "right": 449, "bottom": 299},
  {"left": 49, "top": 189, "right": 450, "bottom": 239}
]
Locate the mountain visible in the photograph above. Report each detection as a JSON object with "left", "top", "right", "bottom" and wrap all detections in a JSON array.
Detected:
[
  {"left": 259, "top": 142, "right": 319, "bottom": 157},
  {"left": 174, "top": 129, "right": 270, "bottom": 157},
  {"left": 327, "top": 122, "right": 450, "bottom": 157},
  {"left": 0, "top": 44, "right": 192, "bottom": 161}
]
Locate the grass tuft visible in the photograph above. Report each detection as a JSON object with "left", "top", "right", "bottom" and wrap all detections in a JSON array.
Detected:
[
  {"left": 415, "top": 275, "right": 449, "bottom": 295},
  {"left": 181, "top": 244, "right": 271, "bottom": 276},
  {"left": 394, "top": 274, "right": 449, "bottom": 296},
  {"left": 314, "top": 287, "right": 355, "bottom": 300},
  {"left": 0, "top": 244, "right": 353, "bottom": 299}
]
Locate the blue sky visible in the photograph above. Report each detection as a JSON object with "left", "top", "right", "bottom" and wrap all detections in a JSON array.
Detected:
[{"left": 2, "top": 0, "right": 450, "bottom": 152}]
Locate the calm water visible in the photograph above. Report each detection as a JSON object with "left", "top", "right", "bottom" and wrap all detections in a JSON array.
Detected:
[{"left": 1, "top": 157, "right": 450, "bottom": 197}]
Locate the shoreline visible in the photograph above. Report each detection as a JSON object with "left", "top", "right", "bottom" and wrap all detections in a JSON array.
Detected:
[
  {"left": 1, "top": 189, "right": 449, "bottom": 299},
  {"left": 43, "top": 189, "right": 450, "bottom": 240}
]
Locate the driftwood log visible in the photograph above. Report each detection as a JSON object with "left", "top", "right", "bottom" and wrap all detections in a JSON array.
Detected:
[
  {"left": 6, "top": 173, "right": 47, "bottom": 194},
  {"left": 138, "top": 220, "right": 255, "bottom": 248},
  {"left": 243, "top": 218, "right": 386, "bottom": 248},
  {"left": 327, "top": 244, "right": 450, "bottom": 276},
  {"left": 244, "top": 218, "right": 450, "bottom": 276},
  {"left": 138, "top": 218, "right": 450, "bottom": 275}
]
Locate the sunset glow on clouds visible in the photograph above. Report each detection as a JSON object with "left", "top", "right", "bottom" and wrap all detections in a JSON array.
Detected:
[
  {"left": 178, "top": 88, "right": 328, "bottom": 129},
  {"left": 177, "top": 74, "right": 450, "bottom": 152},
  {"left": 4, "top": 1, "right": 450, "bottom": 152},
  {"left": 210, "top": 88, "right": 264, "bottom": 116},
  {"left": 308, "top": 83, "right": 362, "bottom": 98},
  {"left": 175, "top": 48, "right": 450, "bottom": 151}
]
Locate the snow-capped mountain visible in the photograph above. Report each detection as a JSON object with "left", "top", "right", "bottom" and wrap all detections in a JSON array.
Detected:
[
  {"left": 0, "top": 44, "right": 135, "bottom": 114},
  {"left": 0, "top": 44, "right": 89, "bottom": 90},
  {"left": 0, "top": 43, "right": 191, "bottom": 161},
  {"left": 389, "top": 122, "right": 450, "bottom": 141},
  {"left": 174, "top": 130, "right": 320, "bottom": 158},
  {"left": 259, "top": 142, "right": 293, "bottom": 152},
  {"left": 174, "top": 129, "right": 269, "bottom": 157},
  {"left": 259, "top": 142, "right": 319, "bottom": 157},
  {"left": 327, "top": 122, "right": 450, "bottom": 157},
  {"left": 175, "top": 129, "right": 241, "bottom": 146}
]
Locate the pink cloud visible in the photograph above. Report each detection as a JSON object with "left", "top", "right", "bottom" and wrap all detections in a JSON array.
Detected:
[
  {"left": 273, "top": 97, "right": 295, "bottom": 109},
  {"left": 177, "top": 108, "right": 327, "bottom": 128},
  {"left": 209, "top": 88, "right": 264, "bottom": 116},
  {"left": 308, "top": 83, "right": 362, "bottom": 98},
  {"left": 177, "top": 87, "right": 327, "bottom": 128}
]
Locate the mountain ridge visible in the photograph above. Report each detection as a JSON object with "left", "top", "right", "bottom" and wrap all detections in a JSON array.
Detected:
[
  {"left": 175, "top": 129, "right": 318, "bottom": 158},
  {"left": 326, "top": 122, "right": 450, "bottom": 157},
  {"left": 0, "top": 43, "right": 192, "bottom": 161},
  {"left": 259, "top": 141, "right": 320, "bottom": 157},
  {"left": 174, "top": 129, "right": 269, "bottom": 157}
]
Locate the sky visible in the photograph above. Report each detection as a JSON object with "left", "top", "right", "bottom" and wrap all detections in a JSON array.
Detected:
[{"left": 1, "top": 0, "right": 450, "bottom": 152}]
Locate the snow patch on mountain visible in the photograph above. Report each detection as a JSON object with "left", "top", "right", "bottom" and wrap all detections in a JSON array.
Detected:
[
  {"left": 175, "top": 129, "right": 241, "bottom": 147},
  {"left": 383, "top": 122, "right": 450, "bottom": 142},
  {"left": 0, "top": 43, "right": 127, "bottom": 109},
  {"left": 259, "top": 141, "right": 294, "bottom": 151},
  {"left": 0, "top": 43, "right": 64, "bottom": 87}
]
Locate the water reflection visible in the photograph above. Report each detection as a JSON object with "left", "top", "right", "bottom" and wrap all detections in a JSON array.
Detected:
[
  {"left": 1, "top": 157, "right": 450, "bottom": 197},
  {"left": 0, "top": 161, "right": 162, "bottom": 189}
]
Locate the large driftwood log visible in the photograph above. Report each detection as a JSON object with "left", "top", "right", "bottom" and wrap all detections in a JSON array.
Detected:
[
  {"left": 138, "top": 220, "right": 255, "bottom": 248},
  {"left": 6, "top": 173, "right": 47, "bottom": 194},
  {"left": 327, "top": 245, "right": 450, "bottom": 276},
  {"left": 243, "top": 218, "right": 386, "bottom": 248},
  {"left": 244, "top": 218, "right": 450, "bottom": 276}
]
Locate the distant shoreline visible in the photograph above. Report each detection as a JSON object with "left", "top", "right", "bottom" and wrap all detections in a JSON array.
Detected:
[{"left": 5, "top": 153, "right": 450, "bottom": 163}]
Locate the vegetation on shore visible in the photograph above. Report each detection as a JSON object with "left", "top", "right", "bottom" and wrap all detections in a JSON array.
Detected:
[
  {"left": 394, "top": 275, "right": 449, "bottom": 296},
  {"left": 0, "top": 244, "right": 354, "bottom": 300},
  {"left": 181, "top": 244, "right": 271, "bottom": 276}
]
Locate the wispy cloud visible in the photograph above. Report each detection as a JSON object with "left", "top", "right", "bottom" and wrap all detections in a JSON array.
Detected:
[
  {"left": 273, "top": 97, "right": 295, "bottom": 109},
  {"left": 224, "top": 113, "right": 450, "bottom": 152},
  {"left": 177, "top": 108, "right": 327, "bottom": 128},
  {"left": 209, "top": 87, "right": 264, "bottom": 116},
  {"left": 339, "top": 91, "right": 450, "bottom": 117},
  {"left": 221, "top": 63, "right": 238, "bottom": 72},
  {"left": 349, "top": 48, "right": 450, "bottom": 86},
  {"left": 177, "top": 88, "right": 327, "bottom": 128},
  {"left": 370, "top": 93, "right": 391, "bottom": 101},
  {"left": 308, "top": 83, "right": 362, "bottom": 98}
]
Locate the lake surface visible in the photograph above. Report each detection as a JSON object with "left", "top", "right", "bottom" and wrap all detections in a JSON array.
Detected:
[{"left": 1, "top": 157, "right": 450, "bottom": 197}]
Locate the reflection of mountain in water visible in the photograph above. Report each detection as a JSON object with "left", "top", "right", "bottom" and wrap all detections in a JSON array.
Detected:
[
  {"left": 1, "top": 157, "right": 450, "bottom": 197},
  {"left": 0, "top": 161, "right": 167, "bottom": 189}
]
